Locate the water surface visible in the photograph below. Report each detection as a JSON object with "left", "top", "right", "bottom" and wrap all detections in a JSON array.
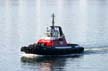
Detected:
[{"left": 0, "top": 0, "right": 108, "bottom": 71}]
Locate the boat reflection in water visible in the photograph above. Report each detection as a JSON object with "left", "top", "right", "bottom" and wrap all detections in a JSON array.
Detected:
[{"left": 21, "top": 54, "right": 83, "bottom": 71}]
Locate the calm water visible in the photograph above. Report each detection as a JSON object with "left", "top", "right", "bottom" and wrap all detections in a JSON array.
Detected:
[{"left": 0, "top": 0, "right": 108, "bottom": 71}]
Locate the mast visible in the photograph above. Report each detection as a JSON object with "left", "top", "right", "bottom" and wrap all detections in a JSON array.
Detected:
[
  {"left": 52, "top": 13, "right": 55, "bottom": 28},
  {"left": 51, "top": 13, "right": 55, "bottom": 37}
]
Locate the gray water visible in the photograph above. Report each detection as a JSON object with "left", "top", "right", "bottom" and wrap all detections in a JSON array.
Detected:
[{"left": 0, "top": 0, "right": 108, "bottom": 71}]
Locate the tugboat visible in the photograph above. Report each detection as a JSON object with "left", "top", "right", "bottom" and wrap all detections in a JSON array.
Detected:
[{"left": 21, "top": 14, "right": 84, "bottom": 55}]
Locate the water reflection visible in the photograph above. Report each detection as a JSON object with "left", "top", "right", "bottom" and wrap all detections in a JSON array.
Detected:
[{"left": 21, "top": 55, "right": 82, "bottom": 71}]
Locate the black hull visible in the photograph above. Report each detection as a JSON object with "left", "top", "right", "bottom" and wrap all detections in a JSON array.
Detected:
[{"left": 21, "top": 44, "right": 84, "bottom": 55}]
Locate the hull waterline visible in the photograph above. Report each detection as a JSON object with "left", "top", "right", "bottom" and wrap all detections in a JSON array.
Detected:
[{"left": 21, "top": 44, "right": 84, "bottom": 55}]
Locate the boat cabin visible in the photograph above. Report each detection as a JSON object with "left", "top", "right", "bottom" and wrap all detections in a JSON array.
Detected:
[{"left": 37, "top": 14, "right": 67, "bottom": 47}]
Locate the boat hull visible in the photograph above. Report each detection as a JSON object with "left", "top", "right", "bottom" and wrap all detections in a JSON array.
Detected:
[{"left": 21, "top": 44, "right": 84, "bottom": 55}]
